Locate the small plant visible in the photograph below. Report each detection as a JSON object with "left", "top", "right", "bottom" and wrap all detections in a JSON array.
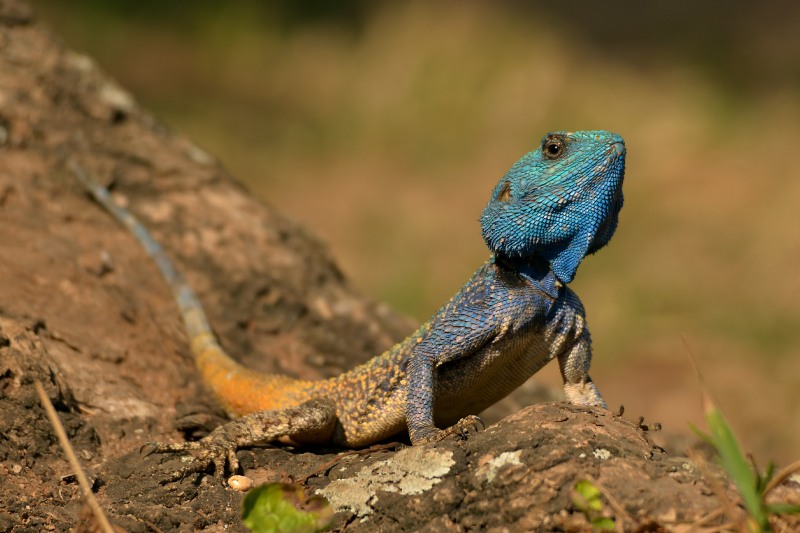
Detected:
[
  {"left": 572, "top": 479, "right": 616, "bottom": 531},
  {"left": 690, "top": 391, "right": 800, "bottom": 532},
  {"left": 242, "top": 483, "right": 333, "bottom": 533}
]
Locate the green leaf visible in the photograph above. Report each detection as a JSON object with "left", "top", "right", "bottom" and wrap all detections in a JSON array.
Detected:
[
  {"left": 702, "top": 398, "right": 769, "bottom": 530},
  {"left": 687, "top": 422, "right": 713, "bottom": 446},
  {"left": 572, "top": 480, "right": 617, "bottom": 531},
  {"left": 591, "top": 516, "right": 616, "bottom": 531},
  {"left": 755, "top": 461, "right": 775, "bottom": 494},
  {"left": 573, "top": 479, "right": 604, "bottom": 512},
  {"left": 765, "top": 503, "right": 800, "bottom": 515},
  {"left": 242, "top": 483, "right": 333, "bottom": 533}
]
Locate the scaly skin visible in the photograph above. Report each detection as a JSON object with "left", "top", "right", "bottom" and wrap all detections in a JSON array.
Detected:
[{"left": 72, "top": 130, "right": 626, "bottom": 479}]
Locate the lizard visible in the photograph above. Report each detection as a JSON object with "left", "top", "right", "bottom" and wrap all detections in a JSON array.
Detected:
[{"left": 72, "top": 129, "right": 626, "bottom": 479}]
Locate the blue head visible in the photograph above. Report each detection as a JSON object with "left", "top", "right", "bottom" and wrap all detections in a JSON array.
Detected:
[{"left": 480, "top": 130, "right": 626, "bottom": 284}]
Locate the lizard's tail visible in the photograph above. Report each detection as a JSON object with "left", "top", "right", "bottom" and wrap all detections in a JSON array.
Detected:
[{"left": 72, "top": 164, "right": 308, "bottom": 416}]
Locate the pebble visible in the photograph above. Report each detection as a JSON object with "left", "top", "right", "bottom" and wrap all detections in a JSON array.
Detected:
[{"left": 228, "top": 475, "right": 253, "bottom": 491}]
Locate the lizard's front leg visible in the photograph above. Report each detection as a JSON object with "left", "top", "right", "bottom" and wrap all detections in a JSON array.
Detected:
[
  {"left": 557, "top": 331, "right": 607, "bottom": 409},
  {"left": 406, "top": 351, "right": 441, "bottom": 444},
  {"left": 146, "top": 398, "right": 338, "bottom": 481},
  {"left": 406, "top": 344, "right": 484, "bottom": 445}
]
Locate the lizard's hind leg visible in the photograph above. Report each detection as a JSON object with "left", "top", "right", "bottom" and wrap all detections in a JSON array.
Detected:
[{"left": 145, "top": 398, "right": 338, "bottom": 483}]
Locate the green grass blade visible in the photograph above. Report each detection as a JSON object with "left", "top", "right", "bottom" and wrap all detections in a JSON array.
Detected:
[
  {"left": 765, "top": 503, "right": 800, "bottom": 515},
  {"left": 703, "top": 397, "right": 768, "bottom": 530}
]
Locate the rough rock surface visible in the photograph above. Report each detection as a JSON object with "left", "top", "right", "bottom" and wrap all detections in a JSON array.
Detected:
[{"left": 0, "top": 1, "right": 798, "bottom": 531}]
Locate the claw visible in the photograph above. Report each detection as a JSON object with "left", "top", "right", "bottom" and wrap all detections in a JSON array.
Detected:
[
  {"left": 413, "top": 415, "right": 486, "bottom": 445},
  {"left": 471, "top": 415, "right": 486, "bottom": 431},
  {"left": 160, "top": 457, "right": 213, "bottom": 485},
  {"left": 226, "top": 448, "right": 239, "bottom": 473},
  {"left": 140, "top": 442, "right": 158, "bottom": 457},
  {"left": 140, "top": 433, "right": 241, "bottom": 484},
  {"left": 456, "top": 415, "right": 484, "bottom": 439}
]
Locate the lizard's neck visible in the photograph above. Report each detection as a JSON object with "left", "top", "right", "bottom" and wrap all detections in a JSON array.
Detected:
[{"left": 493, "top": 254, "right": 562, "bottom": 299}]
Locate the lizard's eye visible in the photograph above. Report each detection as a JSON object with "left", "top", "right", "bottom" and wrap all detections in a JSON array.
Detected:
[{"left": 542, "top": 136, "right": 565, "bottom": 159}]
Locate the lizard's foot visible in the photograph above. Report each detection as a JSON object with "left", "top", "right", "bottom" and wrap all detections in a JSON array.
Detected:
[
  {"left": 142, "top": 398, "right": 338, "bottom": 484},
  {"left": 412, "top": 415, "right": 485, "bottom": 445},
  {"left": 563, "top": 380, "right": 607, "bottom": 409},
  {"left": 142, "top": 424, "right": 244, "bottom": 484}
]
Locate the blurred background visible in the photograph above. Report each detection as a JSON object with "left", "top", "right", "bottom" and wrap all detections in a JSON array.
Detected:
[{"left": 33, "top": 0, "right": 800, "bottom": 464}]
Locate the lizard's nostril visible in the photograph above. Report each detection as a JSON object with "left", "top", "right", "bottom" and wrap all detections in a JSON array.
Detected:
[{"left": 497, "top": 181, "right": 512, "bottom": 202}]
